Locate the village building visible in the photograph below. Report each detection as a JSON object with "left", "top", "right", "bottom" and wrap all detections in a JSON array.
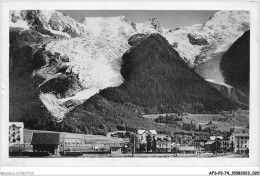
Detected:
[
  {"left": 229, "top": 133, "right": 249, "bottom": 154},
  {"left": 156, "top": 139, "right": 171, "bottom": 152},
  {"left": 221, "top": 136, "right": 230, "bottom": 151},
  {"left": 194, "top": 139, "right": 207, "bottom": 148},
  {"left": 178, "top": 146, "right": 197, "bottom": 154},
  {"left": 204, "top": 140, "right": 221, "bottom": 152},
  {"left": 9, "top": 122, "right": 24, "bottom": 145},
  {"left": 31, "top": 133, "right": 60, "bottom": 155},
  {"left": 110, "top": 145, "right": 122, "bottom": 155},
  {"left": 136, "top": 130, "right": 157, "bottom": 144},
  {"left": 136, "top": 130, "right": 173, "bottom": 152}
]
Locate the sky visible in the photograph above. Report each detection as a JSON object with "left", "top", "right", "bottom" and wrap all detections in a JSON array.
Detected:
[{"left": 59, "top": 10, "right": 218, "bottom": 29}]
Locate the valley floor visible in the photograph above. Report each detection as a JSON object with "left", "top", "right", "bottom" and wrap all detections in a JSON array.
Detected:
[{"left": 143, "top": 110, "right": 249, "bottom": 133}]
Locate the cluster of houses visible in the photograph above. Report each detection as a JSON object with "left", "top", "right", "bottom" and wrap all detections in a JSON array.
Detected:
[
  {"left": 135, "top": 129, "right": 249, "bottom": 154},
  {"left": 9, "top": 122, "right": 249, "bottom": 156}
]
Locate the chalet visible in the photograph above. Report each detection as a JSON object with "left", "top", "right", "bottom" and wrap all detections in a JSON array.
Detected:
[
  {"left": 9, "top": 122, "right": 24, "bottom": 145},
  {"left": 31, "top": 133, "right": 60, "bottom": 155},
  {"left": 136, "top": 130, "right": 157, "bottom": 144}
]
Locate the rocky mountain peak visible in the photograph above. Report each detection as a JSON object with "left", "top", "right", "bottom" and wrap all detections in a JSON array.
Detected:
[{"left": 10, "top": 10, "right": 85, "bottom": 38}]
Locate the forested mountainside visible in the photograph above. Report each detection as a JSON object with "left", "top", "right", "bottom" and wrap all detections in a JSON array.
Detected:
[{"left": 221, "top": 30, "right": 250, "bottom": 98}]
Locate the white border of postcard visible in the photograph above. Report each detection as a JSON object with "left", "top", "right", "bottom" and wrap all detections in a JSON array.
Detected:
[{"left": 1, "top": 0, "right": 259, "bottom": 172}]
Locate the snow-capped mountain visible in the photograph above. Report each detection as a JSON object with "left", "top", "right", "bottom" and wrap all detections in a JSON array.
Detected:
[
  {"left": 10, "top": 10, "right": 87, "bottom": 38},
  {"left": 135, "top": 18, "right": 170, "bottom": 34},
  {"left": 9, "top": 10, "right": 250, "bottom": 122},
  {"left": 165, "top": 11, "right": 249, "bottom": 64},
  {"left": 165, "top": 10, "right": 249, "bottom": 84}
]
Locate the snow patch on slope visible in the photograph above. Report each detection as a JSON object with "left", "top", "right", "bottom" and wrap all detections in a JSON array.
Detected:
[
  {"left": 206, "top": 79, "right": 232, "bottom": 88},
  {"left": 39, "top": 93, "right": 68, "bottom": 121},
  {"left": 10, "top": 20, "right": 30, "bottom": 30},
  {"left": 81, "top": 16, "right": 136, "bottom": 37},
  {"left": 60, "top": 87, "right": 99, "bottom": 103}
]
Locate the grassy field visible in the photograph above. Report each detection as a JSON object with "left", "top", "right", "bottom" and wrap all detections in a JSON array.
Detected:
[{"left": 143, "top": 110, "right": 249, "bottom": 133}]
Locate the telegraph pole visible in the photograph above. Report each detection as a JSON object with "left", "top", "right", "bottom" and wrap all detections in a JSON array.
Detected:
[
  {"left": 63, "top": 135, "right": 65, "bottom": 157},
  {"left": 132, "top": 130, "right": 136, "bottom": 157},
  {"left": 215, "top": 134, "right": 217, "bottom": 156}
]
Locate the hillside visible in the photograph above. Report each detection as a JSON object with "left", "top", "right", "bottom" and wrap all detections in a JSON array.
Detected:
[
  {"left": 100, "top": 34, "right": 240, "bottom": 113},
  {"left": 220, "top": 30, "right": 250, "bottom": 97},
  {"left": 58, "top": 34, "right": 242, "bottom": 135}
]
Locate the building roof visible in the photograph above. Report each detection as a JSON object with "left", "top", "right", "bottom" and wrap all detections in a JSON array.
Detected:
[
  {"left": 205, "top": 141, "right": 216, "bottom": 145},
  {"left": 110, "top": 145, "right": 122, "bottom": 148},
  {"left": 210, "top": 136, "right": 223, "bottom": 140},
  {"left": 137, "top": 130, "right": 157, "bottom": 135},
  {"left": 9, "top": 122, "right": 24, "bottom": 128},
  {"left": 179, "top": 146, "right": 196, "bottom": 151},
  {"left": 137, "top": 130, "right": 146, "bottom": 134},
  {"left": 149, "top": 130, "right": 157, "bottom": 135},
  {"left": 231, "top": 133, "right": 249, "bottom": 137},
  {"left": 31, "top": 133, "right": 60, "bottom": 145},
  {"left": 9, "top": 124, "right": 21, "bottom": 129}
]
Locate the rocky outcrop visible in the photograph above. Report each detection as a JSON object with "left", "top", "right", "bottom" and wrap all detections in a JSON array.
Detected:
[
  {"left": 149, "top": 18, "right": 163, "bottom": 33},
  {"left": 39, "top": 73, "right": 82, "bottom": 98},
  {"left": 188, "top": 33, "right": 208, "bottom": 46},
  {"left": 9, "top": 28, "right": 45, "bottom": 74},
  {"left": 10, "top": 10, "right": 85, "bottom": 38},
  {"left": 128, "top": 33, "right": 150, "bottom": 46}
]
